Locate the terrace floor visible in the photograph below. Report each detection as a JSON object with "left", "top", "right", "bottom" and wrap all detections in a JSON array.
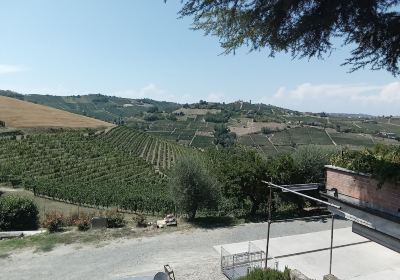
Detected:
[{"left": 215, "top": 227, "right": 400, "bottom": 279}]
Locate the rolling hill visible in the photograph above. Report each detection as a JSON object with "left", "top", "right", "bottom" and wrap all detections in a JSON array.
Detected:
[
  {"left": 0, "top": 96, "right": 114, "bottom": 128},
  {"left": 1, "top": 90, "right": 399, "bottom": 153}
]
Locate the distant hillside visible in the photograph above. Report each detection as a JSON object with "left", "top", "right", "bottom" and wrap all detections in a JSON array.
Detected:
[
  {"left": 1, "top": 90, "right": 399, "bottom": 153},
  {"left": 0, "top": 96, "right": 114, "bottom": 129},
  {"left": 0, "top": 90, "right": 180, "bottom": 123}
]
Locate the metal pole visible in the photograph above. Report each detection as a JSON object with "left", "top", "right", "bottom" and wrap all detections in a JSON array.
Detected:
[
  {"left": 262, "top": 181, "right": 341, "bottom": 274},
  {"left": 265, "top": 184, "right": 272, "bottom": 269},
  {"left": 329, "top": 214, "right": 335, "bottom": 275},
  {"left": 262, "top": 181, "right": 341, "bottom": 209}
]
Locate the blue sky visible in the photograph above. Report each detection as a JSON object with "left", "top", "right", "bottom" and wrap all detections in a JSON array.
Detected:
[{"left": 0, "top": 0, "right": 399, "bottom": 115}]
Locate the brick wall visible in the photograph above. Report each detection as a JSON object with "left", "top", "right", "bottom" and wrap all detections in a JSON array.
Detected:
[{"left": 326, "top": 166, "right": 400, "bottom": 214}]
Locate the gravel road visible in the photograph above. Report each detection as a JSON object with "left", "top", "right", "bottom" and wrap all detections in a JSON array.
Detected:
[{"left": 0, "top": 218, "right": 350, "bottom": 280}]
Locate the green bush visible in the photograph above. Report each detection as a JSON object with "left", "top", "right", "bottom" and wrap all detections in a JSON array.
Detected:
[
  {"left": 105, "top": 210, "right": 126, "bottom": 228},
  {"left": 240, "top": 268, "right": 291, "bottom": 280},
  {"left": 0, "top": 195, "right": 39, "bottom": 231},
  {"left": 42, "top": 211, "right": 65, "bottom": 233}
]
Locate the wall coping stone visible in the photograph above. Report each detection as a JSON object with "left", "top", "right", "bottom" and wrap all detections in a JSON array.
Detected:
[{"left": 325, "top": 165, "right": 370, "bottom": 178}]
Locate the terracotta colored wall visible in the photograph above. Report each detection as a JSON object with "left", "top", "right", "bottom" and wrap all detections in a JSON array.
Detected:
[{"left": 326, "top": 167, "right": 400, "bottom": 214}]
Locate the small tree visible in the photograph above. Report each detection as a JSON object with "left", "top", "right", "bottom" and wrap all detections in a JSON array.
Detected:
[{"left": 169, "top": 155, "right": 220, "bottom": 220}]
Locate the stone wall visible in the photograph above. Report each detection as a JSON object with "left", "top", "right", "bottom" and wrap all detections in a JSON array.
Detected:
[{"left": 325, "top": 165, "right": 400, "bottom": 215}]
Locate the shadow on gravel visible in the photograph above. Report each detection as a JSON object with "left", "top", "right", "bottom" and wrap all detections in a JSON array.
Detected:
[
  {"left": 189, "top": 216, "right": 242, "bottom": 229},
  {"left": 187, "top": 209, "right": 344, "bottom": 229}
]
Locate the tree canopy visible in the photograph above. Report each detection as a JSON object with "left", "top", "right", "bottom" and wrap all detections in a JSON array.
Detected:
[
  {"left": 177, "top": 0, "right": 400, "bottom": 75},
  {"left": 207, "top": 147, "right": 269, "bottom": 215},
  {"left": 169, "top": 155, "right": 221, "bottom": 219}
]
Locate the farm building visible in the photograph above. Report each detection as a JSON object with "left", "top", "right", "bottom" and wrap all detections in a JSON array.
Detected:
[{"left": 378, "top": 131, "right": 397, "bottom": 139}]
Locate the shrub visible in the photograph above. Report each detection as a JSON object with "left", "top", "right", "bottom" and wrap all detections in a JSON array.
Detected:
[
  {"left": 42, "top": 212, "right": 65, "bottom": 233},
  {"left": 240, "top": 268, "right": 291, "bottom": 280},
  {"left": 134, "top": 214, "right": 148, "bottom": 228},
  {"left": 0, "top": 195, "right": 39, "bottom": 231},
  {"left": 144, "top": 114, "right": 159, "bottom": 122},
  {"left": 75, "top": 215, "right": 91, "bottom": 231},
  {"left": 147, "top": 106, "right": 159, "bottom": 113},
  {"left": 104, "top": 210, "right": 126, "bottom": 228},
  {"left": 261, "top": 127, "right": 273, "bottom": 134},
  {"left": 65, "top": 211, "right": 80, "bottom": 226}
]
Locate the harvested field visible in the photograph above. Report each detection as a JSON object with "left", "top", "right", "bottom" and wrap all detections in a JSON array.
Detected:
[
  {"left": 0, "top": 96, "right": 113, "bottom": 128},
  {"left": 229, "top": 121, "right": 286, "bottom": 136}
]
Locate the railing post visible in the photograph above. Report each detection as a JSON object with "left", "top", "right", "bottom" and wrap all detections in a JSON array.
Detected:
[
  {"left": 329, "top": 214, "right": 335, "bottom": 275},
  {"left": 265, "top": 183, "right": 272, "bottom": 269}
]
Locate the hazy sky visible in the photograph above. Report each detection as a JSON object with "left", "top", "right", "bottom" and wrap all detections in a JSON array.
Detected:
[{"left": 0, "top": 0, "right": 399, "bottom": 115}]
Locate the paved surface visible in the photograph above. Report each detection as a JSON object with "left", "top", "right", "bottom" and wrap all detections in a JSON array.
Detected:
[
  {"left": 216, "top": 227, "right": 400, "bottom": 280},
  {"left": 0, "top": 218, "right": 350, "bottom": 280}
]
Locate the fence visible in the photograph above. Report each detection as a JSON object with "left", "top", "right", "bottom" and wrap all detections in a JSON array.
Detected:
[{"left": 220, "top": 241, "right": 265, "bottom": 280}]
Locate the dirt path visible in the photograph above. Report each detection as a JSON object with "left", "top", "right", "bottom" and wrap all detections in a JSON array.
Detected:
[
  {"left": 0, "top": 187, "right": 24, "bottom": 192},
  {"left": 0, "top": 219, "right": 350, "bottom": 280},
  {"left": 249, "top": 134, "right": 265, "bottom": 155},
  {"left": 325, "top": 129, "right": 337, "bottom": 146},
  {"left": 267, "top": 135, "right": 279, "bottom": 152},
  {"left": 189, "top": 129, "right": 198, "bottom": 146}
]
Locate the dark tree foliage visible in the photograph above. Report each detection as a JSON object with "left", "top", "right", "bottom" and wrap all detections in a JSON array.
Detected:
[
  {"left": 331, "top": 144, "right": 400, "bottom": 188},
  {"left": 213, "top": 124, "right": 237, "bottom": 147},
  {"left": 177, "top": 0, "right": 400, "bottom": 75},
  {"left": 0, "top": 195, "right": 39, "bottom": 231},
  {"left": 147, "top": 106, "right": 159, "bottom": 113},
  {"left": 207, "top": 147, "right": 269, "bottom": 215},
  {"left": 205, "top": 111, "right": 231, "bottom": 123},
  {"left": 268, "top": 145, "right": 334, "bottom": 211}
]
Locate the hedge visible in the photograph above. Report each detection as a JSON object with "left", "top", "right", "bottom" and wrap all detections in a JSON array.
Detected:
[{"left": 240, "top": 268, "right": 291, "bottom": 280}]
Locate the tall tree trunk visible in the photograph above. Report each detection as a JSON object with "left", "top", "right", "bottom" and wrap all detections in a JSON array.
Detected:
[
  {"left": 189, "top": 204, "right": 198, "bottom": 221},
  {"left": 250, "top": 199, "right": 259, "bottom": 216}
]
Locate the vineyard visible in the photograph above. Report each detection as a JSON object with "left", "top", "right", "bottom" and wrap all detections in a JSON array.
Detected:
[
  {"left": 0, "top": 127, "right": 187, "bottom": 214},
  {"left": 100, "top": 126, "right": 188, "bottom": 170}
]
